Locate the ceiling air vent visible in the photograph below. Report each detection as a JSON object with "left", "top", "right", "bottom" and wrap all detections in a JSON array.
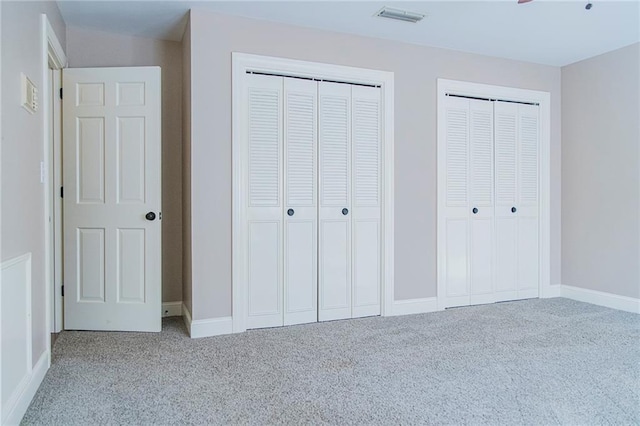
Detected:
[{"left": 376, "top": 6, "right": 425, "bottom": 23}]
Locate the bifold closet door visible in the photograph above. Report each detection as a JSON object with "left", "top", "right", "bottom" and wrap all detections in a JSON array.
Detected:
[
  {"left": 494, "top": 101, "right": 540, "bottom": 301},
  {"left": 516, "top": 104, "right": 540, "bottom": 298},
  {"left": 468, "top": 100, "right": 495, "bottom": 305},
  {"left": 318, "top": 82, "right": 352, "bottom": 321},
  {"left": 351, "top": 85, "right": 382, "bottom": 317},
  {"left": 441, "top": 96, "right": 495, "bottom": 308},
  {"left": 246, "top": 74, "right": 284, "bottom": 329},
  {"left": 283, "top": 78, "right": 318, "bottom": 326}
]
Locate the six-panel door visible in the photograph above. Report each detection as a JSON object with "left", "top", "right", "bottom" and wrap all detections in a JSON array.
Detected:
[{"left": 63, "top": 67, "right": 161, "bottom": 332}]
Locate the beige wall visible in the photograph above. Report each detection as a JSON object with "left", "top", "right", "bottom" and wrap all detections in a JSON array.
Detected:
[
  {"left": 186, "top": 10, "right": 562, "bottom": 320},
  {"left": 562, "top": 43, "right": 640, "bottom": 299},
  {"left": 1, "top": 1, "right": 66, "bottom": 365},
  {"left": 66, "top": 27, "right": 183, "bottom": 303},
  {"left": 182, "top": 16, "right": 193, "bottom": 316}
]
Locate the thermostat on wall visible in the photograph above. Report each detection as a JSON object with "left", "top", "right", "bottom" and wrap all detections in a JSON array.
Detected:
[{"left": 21, "top": 73, "right": 38, "bottom": 114}]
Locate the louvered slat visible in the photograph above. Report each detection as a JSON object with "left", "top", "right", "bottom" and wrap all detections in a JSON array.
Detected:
[
  {"left": 494, "top": 106, "right": 517, "bottom": 205},
  {"left": 249, "top": 88, "right": 280, "bottom": 206},
  {"left": 320, "top": 95, "right": 349, "bottom": 206},
  {"left": 353, "top": 98, "right": 380, "bottom": 206},
  {"left": 446, "top": 107, "right": 469, "bottom": 205},
  {"left": 470, "top": 103, "right": 493, "bottom": 206},
  {"left": 519, "top": 112, "right": 538, "bottom": 204},
  {"left": 286, "top": 92, "right": 315, "bottom": 206}
]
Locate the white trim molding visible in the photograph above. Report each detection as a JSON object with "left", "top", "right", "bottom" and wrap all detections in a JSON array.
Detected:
[
  {"left": 3, "top": 351, "right": 49, "bottom": 426},
  {"left": 42, "top": 13, "right": 66, "bottom": 344},
  {"left": 182, "top": 303, "right": 233, "bottom": 339},
  {"left": 436, "top": 78, "right": 552, "bottom": 310},
  {"left": 232, "top": 53, "right": 395, "bottom": 333},
  {"left": 162, "top": 301, "right": 183, "bottom": 317},
  {"left": 190, "top": 317, "right": 233, "bottom": 339},
  {"left": 391, "top": 297, "right": 440, "bottom": 316},
  {"left": 561, "top": 285, "right": 640, "bottom": 314},
  {"left": 541, "top": 284, "right": 562, "bottom": 298},
  {"left": 182, "top": 303, "right": 232, "bottom": 339}
]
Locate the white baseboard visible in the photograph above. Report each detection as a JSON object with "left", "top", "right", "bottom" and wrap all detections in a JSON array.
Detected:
[
  {"left": 190, "top": 316, "right": 233, "bottom": 339},
  {"left": 181, "top": 303, "right": 233, "bottom": 339},
  {"left": 561, "top": 285, "right": 640, "bottom": 314},
  {"left": 4, "top": 350, "right": 49, "bottom": 426},
  {"left": 540, "top": 284, "right": 562, "bottom": 298},
  {"left": 162, "top": 301, "right": 182, "bottom": 317},
  {"left": 390, "top": 297, "right": 440, "bottom": 316}
]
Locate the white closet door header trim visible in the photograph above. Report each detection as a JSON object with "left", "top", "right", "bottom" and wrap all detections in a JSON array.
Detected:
[{"left": 232, "top": 53, "right": 395, "bottom": 333}]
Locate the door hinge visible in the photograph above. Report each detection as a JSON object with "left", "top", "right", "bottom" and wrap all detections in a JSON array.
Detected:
[
  {"left": 59, "top": 88, "right": 63, "bottom": 100},
  {"left": 61, "top": 285, "right": 64, "bottom": 297},
  {"left": 60, "top": 186, "right": 63, "bottom": 198}
]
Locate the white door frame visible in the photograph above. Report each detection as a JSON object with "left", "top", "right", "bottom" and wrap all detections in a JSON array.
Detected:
[
  {"left": 436, "top": 78, "right": 553, "bottom": 310},
  {"left": 41, "top": 15, "right": 66, "bottom": 347},
  {"left": 232, "top": 53, "right": 395, "bottom": 333}
]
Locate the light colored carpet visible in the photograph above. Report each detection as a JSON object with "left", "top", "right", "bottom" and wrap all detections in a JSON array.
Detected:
[{"left": 22, "top": 298, "right": 640, "bottom": 425}]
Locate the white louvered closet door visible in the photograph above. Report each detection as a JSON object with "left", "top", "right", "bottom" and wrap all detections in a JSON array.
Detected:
[
  {"left": 246, "top": 74, "right": 284, "bottom": 329},
  {"left": 494, "top": 101, "right": 540, "bottom": 301},
  {"left": 318, "top": 82, "right": 352, "bottom": 322},
  {"left": 441, "top": 96, "right": 471, "bottom": 307},
  {"left": 351, "top": 86, "right": 382, "bottom": 318},
  {"left": 468, "top": 99, "right": 495, "bottom": 305},
  {"left": 494, "top": 102, "right": 519, "bottom": 300},
  {"left": 516, "top": 104, "right": 540, "bottom": 298},
  {"left": 442, "top": 97, "right": 495, "bottom": 308},
  {"left": 283, "top": 78, "right": 318, "bottom": 326}
]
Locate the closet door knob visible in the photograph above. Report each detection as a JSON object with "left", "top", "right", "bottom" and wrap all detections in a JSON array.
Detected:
[
  {"left": 145, "top": 212, "right": 156, "bottom": 221},
  {"left": 342, "top": 208, "right": 349, "bottom": 216},
  {"left": 511, "top": 207, "right": 517, "bottom": 213},
  {"left": 287, "top": 209, "right": 294, "bottom": 216},
  {"left": 472, "top": 207, "right": 478, "bottom": 214}
]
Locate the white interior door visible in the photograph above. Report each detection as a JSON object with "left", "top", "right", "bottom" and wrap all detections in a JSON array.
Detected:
[
  {"left": 63, "top": 67, "right": 161, "bottom": 332},
  {"left": 245, "top": 74, "right": 284, "bottom": 329},
  {"left": 351, "top": 85, "right": 382, "bottom": 318},
  {"left": 318, "top": 82, "right": 352, "bottom": 321},
  {"left": 283, "top": 77, "right": 318, "bottom": 326}
]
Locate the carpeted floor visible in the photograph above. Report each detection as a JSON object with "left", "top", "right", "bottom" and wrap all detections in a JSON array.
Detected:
[{"left": 22, "top": 298, "right": 640, "bottom": 425}]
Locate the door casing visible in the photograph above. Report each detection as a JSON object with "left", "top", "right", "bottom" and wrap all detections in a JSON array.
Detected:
[
  {"left": 436, "top": 78, "right": 554, "bottom": 310},
  {"left": 232, "top": 53, "right": 395, "bottom": 333},
  {"left": 42, "top": 14, "right": 67, "bottom": 342}
]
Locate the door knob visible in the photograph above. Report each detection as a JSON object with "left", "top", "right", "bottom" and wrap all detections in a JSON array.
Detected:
[
  {"left": 342, "top": 208, "right": 349, "bottom": 215},
  {"left": 472, "top": 207, "right": 478, "bottom": 214},
  {"left": 145, "top": 212, "right": 156, "bottom": 221},
  {"left": 511, "top": 207, "right": 517, "bottom": 213},
  {"left": 287, "top": 209, "right": 294, "bottom": 216}
]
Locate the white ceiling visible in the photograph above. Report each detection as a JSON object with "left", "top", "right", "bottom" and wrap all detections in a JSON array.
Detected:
[{"left": 56, "top": 0, "right": 640, "bottom": 66}]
